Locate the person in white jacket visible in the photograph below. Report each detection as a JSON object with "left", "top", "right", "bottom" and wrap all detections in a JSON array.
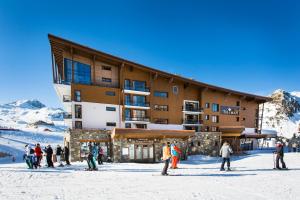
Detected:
[{"left": 219, "top": 141, "right": 233, "bottom": 171}]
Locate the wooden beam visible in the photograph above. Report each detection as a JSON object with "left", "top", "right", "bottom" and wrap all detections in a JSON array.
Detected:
[
  {"left": 50, "top": 47, "right": 56, "bottom": 83},
  {"left": 169, "top": 77, "right": 174, "bottom": 84},
  {"left": 93, "top": 55, "right": 96, "bottom": 84},
  {"left": 153, "top": 72, "right": 158, "bottom": 80},
  {"left": 71, "top": 47, "right": 74, "bottom": 83}
]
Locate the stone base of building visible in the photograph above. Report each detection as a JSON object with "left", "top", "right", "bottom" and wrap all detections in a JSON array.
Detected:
[{"left": 188, "top": 132, "right": 221, "bottom": 157}]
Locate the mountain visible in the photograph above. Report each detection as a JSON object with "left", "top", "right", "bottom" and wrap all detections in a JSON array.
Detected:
[
  {"left": 0, "top": 99, "right": 66, "bottom": 132},
  {"left": 262, "top": 89, "right": 300, "bottom": 138}
]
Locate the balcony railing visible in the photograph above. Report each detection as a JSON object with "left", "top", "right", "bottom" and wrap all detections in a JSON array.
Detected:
[
  {"left": 182, "top": 106, "right": 203, "bottom": 112},
  {"left": 182, "top": 120, "right": 203, "bottom": 124},
  {"left": 125, "top": 117, "right": 150, "bottom": 122},
  {"left": 124, "top": 86, "right": 150, "bottom": 92},
  {"left": 125, "top": 102, "right": 150, "bottom": 107},
  {"left": 63, "top": 95, "right": 71, "bottom": 102}
]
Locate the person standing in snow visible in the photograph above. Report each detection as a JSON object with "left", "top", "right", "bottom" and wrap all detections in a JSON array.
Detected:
[
  {"left": 275, "top": 141, "right": 287, "bottom": 169},
  {"left": 98, "top": 146, "right": 104, "bottom": 165},
  {"left": 24, "top": 144, "right": 33, "bottom": 169},
  {"left": 87, "top": 152, "right": 97, "bottom": 170},
  {"left": 170, "top": 142, "right": 182, "bottom": 169},
  {"left": 56, "top": 144, "right": 64, "bottom": 167},
  {"left": 64, "top": 146, "right": 70, "bottom": 165},
  {"left": 34, "top": 143, "right": 43, "bottom": 167},
  {"left": 161, "top": 142, "right": 171, "bottom": 176},
  {"left": 219, "top": 141, "right": 233, "bottom": 171},
  {"left": 92, "top": 144, "right": 99, "bottom": 162},
  {"left": 46, "top": 145, "right": 54, "bottom": 168}
]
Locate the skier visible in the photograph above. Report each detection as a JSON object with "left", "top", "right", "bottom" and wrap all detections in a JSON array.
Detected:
[
  {"left": 170, "top": 142, "right": 181, "bottom": 169},
  {"left": 275, "top": 141, "right": 287, "bottom": 170},
  {"left": 46, "top": 145, "right": 54, "bottom": 168},
  {"left": 98, "top": 146, "right": 104, "bottom": 165},
  {"left": 34, "top": 143, "right": 43, "bottom": 167},
  {"left": 161, "top": 142, "right": 171, "bottom": 176},
  {"left": 24, "top": 144, "right": 33, "bottom": 169},
  {"left": 64, "top": 146, "right": 71, "bottom": 165},
  {"left": 219, "top": 141, "right": 233, "bottom": 171},
  {"left": 92, "top": 144, "right": 99, "bottom": 162},
  {"left": 56, "top": 144, "right": 64, "bottom": 167},
  {"left": 87, "top": 152, "right": 97, "bottom": 171}
]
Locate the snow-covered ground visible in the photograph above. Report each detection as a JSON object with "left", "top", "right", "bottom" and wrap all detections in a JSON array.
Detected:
[{"left": 0, "top": 152, "right": 300, "bottom": 200}]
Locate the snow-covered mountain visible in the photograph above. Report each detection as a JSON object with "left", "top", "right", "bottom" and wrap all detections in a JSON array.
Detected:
[
  {"left": 262, "top": 89, "right": 300, "bottom": 138},
  {"left": 0, "top": 99, "right": 66, "bottom": 132}
]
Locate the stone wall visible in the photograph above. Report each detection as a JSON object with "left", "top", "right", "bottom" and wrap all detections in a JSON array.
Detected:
[
  {"left": 188, "top": 132, "right": 221, "bottom": 157},
  {"left": 65, "top": 129, "right": 111, "bottom": 162}
]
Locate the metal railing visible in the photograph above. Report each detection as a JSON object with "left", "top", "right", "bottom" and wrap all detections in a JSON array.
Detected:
[
  {"left": 182, "top": 120, "right": 203, "bottom": 124},
  {"left": 182, "top": 106, "right": 203, "bottom": 112},
  {"left": 125, "top": 117, "right": 150, "bottom": 122},
  {"left": 124, "top": 86, "right": 150, "bottom": 92},
  {"left": 124, "top": 102, "right": 150, "bottom": 107}
]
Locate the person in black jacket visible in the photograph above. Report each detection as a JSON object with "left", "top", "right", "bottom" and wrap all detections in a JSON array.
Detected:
[
  {"left": 46, "top": 145, "right": 54, "bottom": 168},
  {"left": 64, "top": 146, "right": 70, "bottom": 165},
  {"left": 275, "top": 141, "right": 287, "bottom": 169},
  {"left": 56, "top": 145, "right": 64, "bottom": 167}
]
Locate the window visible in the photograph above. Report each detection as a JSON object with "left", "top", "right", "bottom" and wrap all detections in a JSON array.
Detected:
[
  {"left": 125, "top": 94, "right": 131, "bottom": 105},
  {"left": 75, "top": 105, "right": 82, "bottom": 119},
  {"left": 125, "top": 123, "right": 131, "bottom": 128},
  {"left": 211, "top": 115, "right": 219, "bottom": 123},
  {"left": 74, "top": 60, "right": 91, "bottom": 85},
  {"left": 132, "top": 80, "right": 146, "bottom": 91},
  {"left": 243, "top": 117, "right": 246, "bottom": 121},
  {"left": 204, "top": 126, "right": 210, "bottom": 132},
  {"left": 132, "top": 110, "right": 146, "bottom": 118},
  {"left": 105, "top": 91, "right": 115, "bottom": 96},
  {"left": 124, "top": 79, "right": 131, "bottom": 89},
  {"left": 75, "top": 90, "right": 81, "bottom": 102},
  {"left": 133, "top": 95, "right": 146, "bottom": 106},
  {"left": 205, "top": 115, "right": 210, "bottom": 120},
  {"left": 212, "top": 103, "right": 219, "bottom": 112},
  {"left": 154, "top": 91, "right": 168, "bottom": 98},
  {"left": 153, "top": 105, "right": 168, "bottom": 111},
  {"left": 205, "top": 103, "right": 210, "bottom": 108},
  {"left": 106, "top": 107, "right": 116, "bottom": 111},
  {"left": 211, "top": 126, "right": 219, "bottom": 132},
  {"left": 102, "top": 66, "right": 111, "bottom": 71},
  {"left": 236, "top": 101, "right": 240, "bottom": 106},
  {"left": 136, "top": 124, "right": 147, "bottom": 129},
  {"left": 102, "top": 77, "right": 112, "bottom": 83},
  {"left": 64, "top": 58, "right": 72, "bottom": 84},
  {"left": 154, "top": 118, "right": 168, "bottom": 124},
  {"left": 75, "top": 121, "right": 82, "bottom": 129},
  {"left": 172, "top": 86, "right": 179, "bottom": 95},
  {"left": 236, "top": 117, "right": 240, "bottom": 122},
  {"left": 106, "top": 122, "right": 116, "bottom": 127},
  {"left": 125, "top": 109, "right": 131, "bottom": 120}
]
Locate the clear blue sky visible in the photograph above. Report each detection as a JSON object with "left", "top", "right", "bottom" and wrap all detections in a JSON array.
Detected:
[{"left": 0, "top": 0, "right": 299, "bottom": 107}]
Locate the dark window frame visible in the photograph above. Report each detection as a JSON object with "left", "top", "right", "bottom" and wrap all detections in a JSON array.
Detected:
[
  {"left": 154, "top": 91, "right": 168, "bottom": 98},
  {"left": 102, "top": 66, "right": 112, "bottom": 71},
  {"left": 106, "top": 107, "right": 116, "bottom": 111},
  {"left": 106, "top": 122, "right": 116, "bottom": 127},
  {"left": 75, "top": 121, "right": 82, "bottom": 129},
  {"left": 74, "top": 90, "right": 81, "bottom": 102},
  {"left": 75, "top": 104, "right": 82, "bottom": 119}
]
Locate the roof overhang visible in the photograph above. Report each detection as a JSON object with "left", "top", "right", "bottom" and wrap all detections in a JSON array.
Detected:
[
  {"left": 48, "top": 34, "right": 272, "bottom": 103},
  {"left": 111, "top": 128, "right": 195, "bottom": 139}
]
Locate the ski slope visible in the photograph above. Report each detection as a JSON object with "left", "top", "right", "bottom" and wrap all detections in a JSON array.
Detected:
[{"left": 0, "top": 152, "right": 300, "bottom": 200}]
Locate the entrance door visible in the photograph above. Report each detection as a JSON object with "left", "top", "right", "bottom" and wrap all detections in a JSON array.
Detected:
[{"left": 134, "top": 144, "right": 154, "bottom": 163}]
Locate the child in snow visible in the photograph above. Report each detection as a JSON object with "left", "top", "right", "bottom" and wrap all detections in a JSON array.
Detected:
[
  {"left": 56, "top": 144, "right": 64, "bottom": 167},
  {"left": 275, "top": 141, "right": 287, "bottom": 169},
  {"left": 219, "top": 141, "right": 233, "bottom": 171},
  {"left": 170, "top": 142, "right": 181, "bottom": 169},
  {"left": 161, "top": 142, "right": 171, "bottom": 176}
]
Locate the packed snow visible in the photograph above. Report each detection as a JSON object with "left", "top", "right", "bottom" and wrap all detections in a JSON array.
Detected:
[{"left": 0, "top": 152, "right": 300, "bottom": 200}]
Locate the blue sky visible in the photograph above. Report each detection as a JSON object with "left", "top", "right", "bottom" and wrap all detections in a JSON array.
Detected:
[{"left": 0, "top": 0, "right": 299, "bottom": 107}]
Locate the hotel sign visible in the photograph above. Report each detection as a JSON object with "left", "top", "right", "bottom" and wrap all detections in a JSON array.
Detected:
[{"left": 221, "top": 106, "right": 239, "bottom": 115}]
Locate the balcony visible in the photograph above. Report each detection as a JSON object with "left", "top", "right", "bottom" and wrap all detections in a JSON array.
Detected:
[
  {"left": 182, "top": 120, "right": 203, "bottom": 126},
  {"left": 124, "top": 102, "right": 150, "bottom": 109},
  {"left": 182, "top": 106, "right": 203, "bottom": 114},
  {"left": 125, "top": 117, "right": 150, "bottom": 123},
  {"left": 123, "top": 86, "right": 150, "bottom": 96},
  {"left": 63, "top": 113, "right": 72, "bottom": 119}
]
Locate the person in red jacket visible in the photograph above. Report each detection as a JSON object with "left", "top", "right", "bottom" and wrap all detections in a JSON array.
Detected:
[{"left": 34, "top": 143, "right": 43, "bottom": 167}]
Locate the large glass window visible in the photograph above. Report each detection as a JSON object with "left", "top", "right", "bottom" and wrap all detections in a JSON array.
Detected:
[
  {"left": 154, "top": 91, "right": 168, "bottom": 98},
  {"left": 75, "top": 90, "right": 81, "bottom": 102},
  {"left": 211, "top": 115, "right": 219, "bottom": 123},
  {"left": 74, "top": 61, "right": 91, "bottom": 84},
  {"left": 133, "top": 95, "right": 146, "bottom": 106},
  {"left": 125, "top": 109, "right": 131, "bottom": 119},
  {"left": 132, "top": 81, "right": 146, "bottom": 91},
  {"left": 125, "top": 95, "right": 131, "bottom": 105},
  {"left": 64, "top": 58, "right": 73, "bottom": 84},
  {"left": 132, "top": 110, "right": 146, "bottom": 118},
  {"left": 124, "top": 79, "right": 131, "bottom": 89}
]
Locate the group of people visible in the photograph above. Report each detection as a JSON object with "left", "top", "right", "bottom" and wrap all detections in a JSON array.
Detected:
[
  {"left": 23, "top": 143, "right": 70, "bottom": 169},
  {"left": 161, "top": 140, "right": 288, "bottom": 175},
  {"left": 86, "top": 142, "right": 105, "bottom": 171}
]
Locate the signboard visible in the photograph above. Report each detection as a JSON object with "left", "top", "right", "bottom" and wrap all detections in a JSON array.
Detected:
[{"left": 221, "top": 106, "right": 240, "bottom": 115}]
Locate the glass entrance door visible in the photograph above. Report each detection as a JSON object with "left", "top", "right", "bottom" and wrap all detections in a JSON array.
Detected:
[{"left": 134, "top": 144, "right": 154, "bottom": 162}]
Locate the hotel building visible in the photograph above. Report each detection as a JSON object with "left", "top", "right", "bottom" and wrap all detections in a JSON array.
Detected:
[{"left": 48, "top": 34, "right": 271, "bottom": 162}]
